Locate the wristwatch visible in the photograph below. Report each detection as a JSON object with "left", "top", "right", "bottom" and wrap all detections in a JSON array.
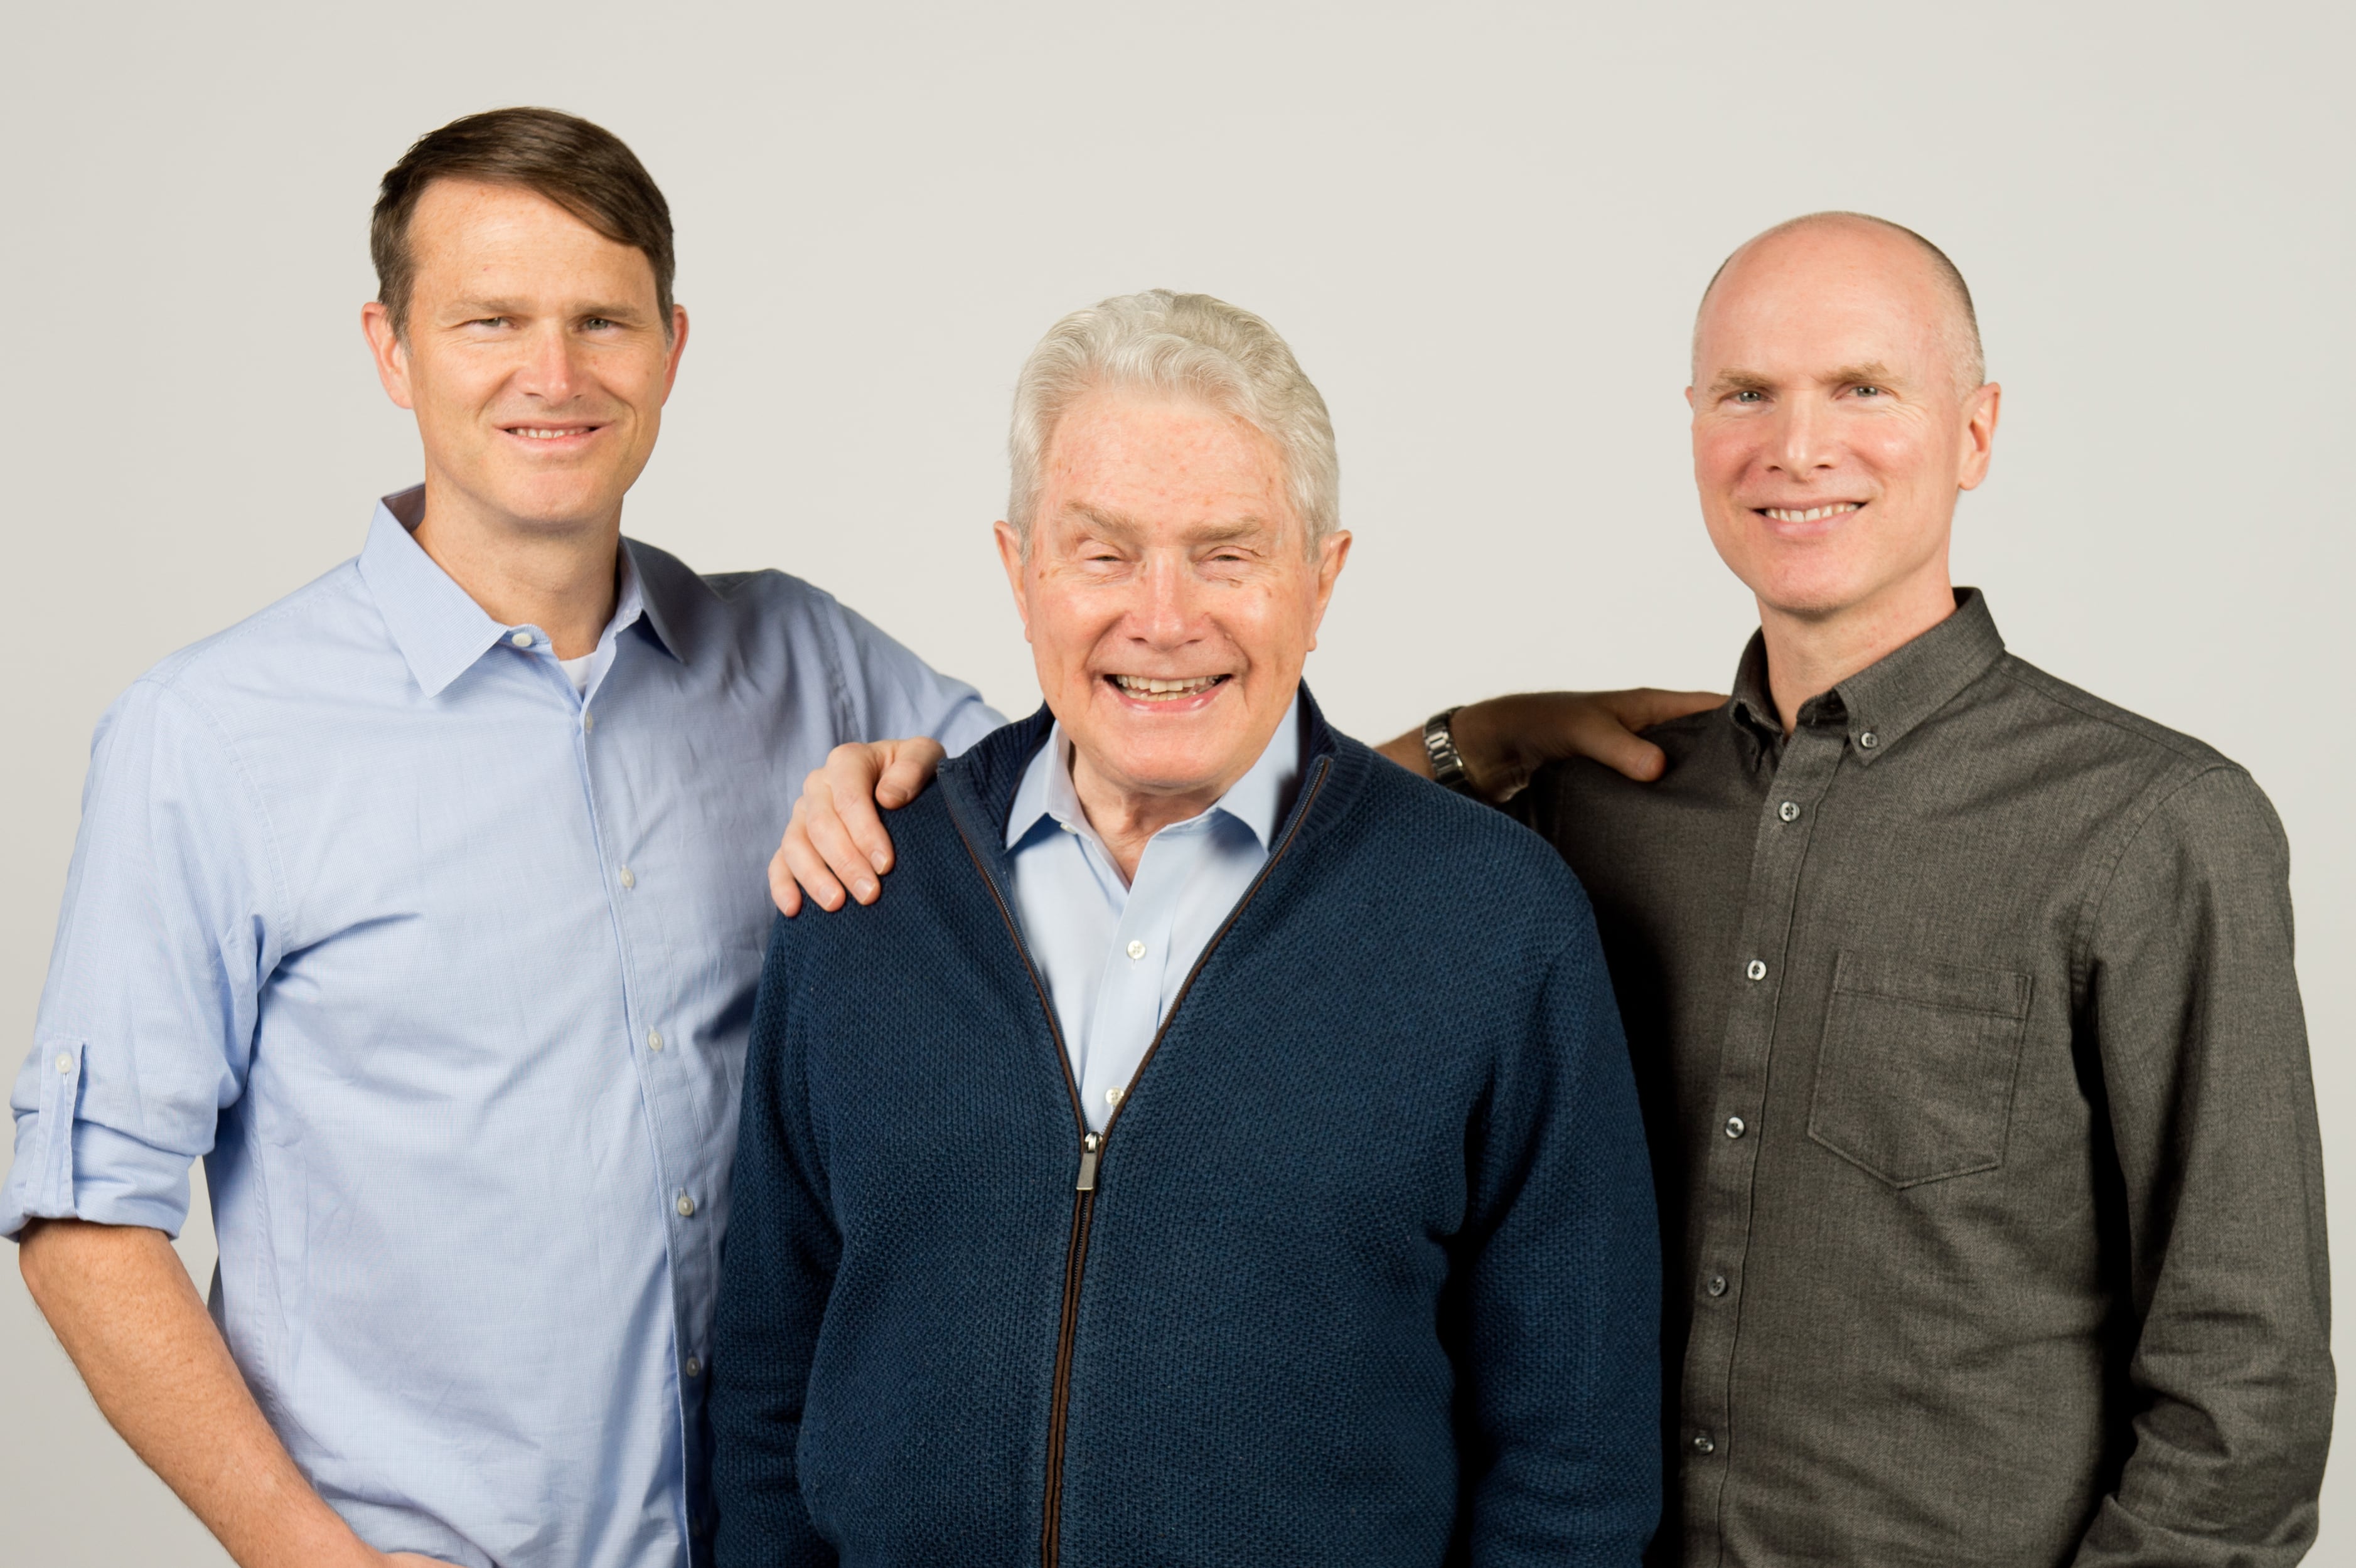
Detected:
[{"left": 1422, "top": 706, "right": 1479, "bottom": 797}]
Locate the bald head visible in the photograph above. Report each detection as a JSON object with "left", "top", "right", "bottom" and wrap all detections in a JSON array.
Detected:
[
  {"left": 1684, "top": 209, "right": 2003, "bottom": 651},
  {"left": 1695, "top": 213, "right": 1985, "bottom": 394}
]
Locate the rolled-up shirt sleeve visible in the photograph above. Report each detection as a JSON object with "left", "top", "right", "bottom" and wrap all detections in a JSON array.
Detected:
[
  {"left": 2072, "top": 765, "right": 2333, "bottom": 1565},
  {"left": 4, "top": 678, "right": 279, "bottom": 1240}
]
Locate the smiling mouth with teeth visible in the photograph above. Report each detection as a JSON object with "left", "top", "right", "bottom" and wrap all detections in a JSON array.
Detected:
[
  {"left": 1110, "top": 674, "right": 1229, "bottom": 701},
  {"left": 1760, "top": 503, "right": 1863, "bottom": 523}
]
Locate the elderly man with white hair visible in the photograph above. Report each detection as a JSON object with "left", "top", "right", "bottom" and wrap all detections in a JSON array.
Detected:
[{"left": 707, "top": 292, "right": 1664, "bottom": 1565}]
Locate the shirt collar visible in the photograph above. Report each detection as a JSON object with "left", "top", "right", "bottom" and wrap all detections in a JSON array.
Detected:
[
  {"left": 1727, "top": 588, "right": 2006, "bottom": 764},
  {"left": 1006, "top": 690, "right": 1305, "bottom": 851},
  {"left": 619, "top": 536, "right": 696, "bottom": 665},
  {"left": 355, "top": 486, "right": 661, "bottom": 698}
]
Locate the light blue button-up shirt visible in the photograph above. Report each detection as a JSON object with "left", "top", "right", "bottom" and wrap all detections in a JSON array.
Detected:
[
  {"left": 1004, "top": 695, "right": 1303, "bottom": 1131},
  {"left": 3, "top": 489, "right": 1000, "bottom": 1567}
]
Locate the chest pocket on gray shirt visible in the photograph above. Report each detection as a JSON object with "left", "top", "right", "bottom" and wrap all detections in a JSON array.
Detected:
[{"left": 1807, "top": 949, "right": 2033, "bottom": 1188}]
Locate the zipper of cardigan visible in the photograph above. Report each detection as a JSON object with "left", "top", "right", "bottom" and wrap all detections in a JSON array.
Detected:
[
  {"left": 1039, "top": 755, "right": 1332, "bottom": 1566},
  {"left": 952, "top": 752, "right": 1334, "bottom": 1568},
  {"left": 946, "top": 816, "right": 1095, "bottom": 1568},
  {"left": 1041, "top": 1169, "right": 1095, "bottom": 1568}
]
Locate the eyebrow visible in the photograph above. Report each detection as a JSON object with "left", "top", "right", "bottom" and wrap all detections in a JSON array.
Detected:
[
  {"left": 443, "top": 298, "right": 649, "bottom": 322},
  {"left": 1065, "top": 503, "right": 1145, "bottom": 543},
  {"left": 1188, "top": 517, "right": 1273, "bottom": 545},
  {"left": 1065, "top": 504, "right": 1275, "bottom": 545},
  {"left": 1706, "top": 369, "right": 1776, "bottom": 396},
  {"left": 1705, "top": 360, "right": 1907, "bottom": 395}
]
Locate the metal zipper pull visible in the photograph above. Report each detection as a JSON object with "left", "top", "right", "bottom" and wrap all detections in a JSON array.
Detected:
[{"left": 1076, "top": 1131, "right": 1103, "bottom": 1192}]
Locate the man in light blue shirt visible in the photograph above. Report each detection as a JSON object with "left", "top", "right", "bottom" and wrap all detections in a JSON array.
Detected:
[
  {"left": 6, "top": 109, "right": 994, "bottom": 1568},
  {"left": 1007, "top": 695, "right": 1303, "bottom": 1129}
]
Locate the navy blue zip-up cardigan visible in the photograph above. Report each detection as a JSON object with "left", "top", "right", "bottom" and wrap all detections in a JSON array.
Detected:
[{"left": 711, "top": 693, "right": 1661, "bottom": 1566}]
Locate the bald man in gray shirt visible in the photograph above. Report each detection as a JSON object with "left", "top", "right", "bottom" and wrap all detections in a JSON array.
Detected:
[{"left": 1405, "top": 215, "right": 2330, "bottom": 1565}]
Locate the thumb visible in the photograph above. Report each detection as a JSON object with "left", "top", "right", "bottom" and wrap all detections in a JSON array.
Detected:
[
  {"left": 1585, "top": 725, "right": 1669, "bottom": 783},
  {"left": 875, "top": 739, "right": 946, "bottom": 808}
]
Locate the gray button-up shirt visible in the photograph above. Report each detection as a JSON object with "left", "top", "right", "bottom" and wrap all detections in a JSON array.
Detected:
[{"left": 1512, "top": 590, "right": 2331, "bottom": 1567}]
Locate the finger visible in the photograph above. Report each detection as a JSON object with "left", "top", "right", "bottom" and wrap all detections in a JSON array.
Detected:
[
  {"left": 825, "top": 754, "right": 895, "bottom": 875},
  {"left": 874, "top": 737, "right": 946, "bottom": 811},
  {"left": 801, "top": 787, "right": 882, "bottom": 905},
  {"left": 781, "top": 823, "right": 851, "bottom": 911},
  {"left": 1571, "top": 710, "right": 1673, "bottom": 783},
  {"left": 1603, "top": 686, "right": 1725, "bottom": 728},
  {"left": 781, "top": 792, "right": 853, "bottom": 912},
  {"left": 768, "top": 837, "right": 805, "bottom": 917}
]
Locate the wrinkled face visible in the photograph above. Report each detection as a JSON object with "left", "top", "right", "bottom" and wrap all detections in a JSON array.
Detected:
[
  {"left": 365, "top": 179, "right": 685, "bottom": 532},
  {"left": 1688, "top": 222, "right": 1996, "bottom": 621},
  {"left": 996, "top": 390, "right": 1349, "bottom": 806}
]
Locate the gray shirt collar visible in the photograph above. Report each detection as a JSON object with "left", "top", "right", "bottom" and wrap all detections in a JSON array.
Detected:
[{"left": 1728, "top": 588, "right": 2006, "bottom": 764}]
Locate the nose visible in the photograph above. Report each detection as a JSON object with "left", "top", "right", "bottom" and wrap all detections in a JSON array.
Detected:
[
  {"left": 1129, "top": 550, "right": 1206, "bottom": 652},
  {"left": 515, "top": 319, "right": 582, "bottom": 404},
  {"left": 1768, "top": 395, "right": 1837, "bottom": 477}
]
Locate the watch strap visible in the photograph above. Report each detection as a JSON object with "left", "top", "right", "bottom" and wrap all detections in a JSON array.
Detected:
[{"left": 1422, "top": 706, "right": 1478, "bottom": 796}]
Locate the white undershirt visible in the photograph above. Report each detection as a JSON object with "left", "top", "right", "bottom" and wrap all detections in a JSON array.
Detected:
[{"left": 559, "top": 653, "right": 594, "bottom": 695}]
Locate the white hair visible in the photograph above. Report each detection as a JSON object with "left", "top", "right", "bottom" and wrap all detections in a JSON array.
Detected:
[{"left": 1007, "top": 289, "right": 1339, "bottom": 555}]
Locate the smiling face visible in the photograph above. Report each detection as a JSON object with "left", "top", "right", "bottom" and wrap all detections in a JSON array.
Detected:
[
  {"left": 362, "top": 178, "right": 687, "bottom": 538},
  {"left": 995, "top": 388, "right": 1350, "bottom": 821},
  {"left": 1688, "top": 218, "right": 1998, "bottom": 628}
]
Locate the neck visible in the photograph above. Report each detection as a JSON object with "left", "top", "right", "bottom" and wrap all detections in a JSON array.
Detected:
[
  {"left": 409, "top": 472, "right": 622, "bottom": 659},
  {"left": 1757, "top": 567, "right": 1956, "bottom": 733},
  {"left": 1068, "top": 749, "right": 1240, "bottom": 884}
]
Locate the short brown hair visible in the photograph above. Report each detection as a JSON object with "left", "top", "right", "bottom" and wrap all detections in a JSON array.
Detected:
[{"left": 370, "top": 107, "right": 675, "bottom": 339}]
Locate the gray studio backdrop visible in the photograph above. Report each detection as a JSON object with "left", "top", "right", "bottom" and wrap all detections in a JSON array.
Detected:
[{"left": 4, "top": 2, "right": 2348, "bottom": 1560}]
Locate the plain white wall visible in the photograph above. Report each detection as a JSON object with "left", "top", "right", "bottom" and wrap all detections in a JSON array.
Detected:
[{"left": 3, "top": 2, "right": 2348, "bottom": 1559}]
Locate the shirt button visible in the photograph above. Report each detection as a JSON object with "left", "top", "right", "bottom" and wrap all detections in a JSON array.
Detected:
[
  {"left": 1692, "top": 1433, "right": 1716, "bottom": 1456},
  {"left": 1060, "top": 821, "right": 1079, "bottom": 835},
  {"left": 509, "top": 630, "right": 534, "bottom": 648},
  {"left": 648, "top": 1030, "right": 664, "bottom": 1053},
  {"left": 676, "top": 1192, "right": 696, "bottom": 1218},
  {"left": 55, "top": 1053, "right": 73, "bottom": 1075},
  {"left": 1778, "top": 801, "right": 1800, "bottom": 823},
  {"left": 1724, "top": 1116, "right": 1747, "bottom": 1139},
  {"left": 582, "top": 711, "right": 596, "bottom": 733},
  {"left": 1105, "top": 1087, "right": 1123, "bottom": 1106},
  {"left": 619, "top": 866, "right": 636, "bottom": 890},
  {"left": 1708, "top": 1274, "right": 1728, "bottom": 1298},
  {"left": 684, "top": 1357, "right": 702, "bottom": 1379},
  {"left": 1745, "top": 959, "right": 1767, "bottom": 981},
  {"left": 1859, "top": 730, "right": 1880, "bottom": 749},
  {"left": 1127, "top": 939, "right": 1147, "bottom": 961}
]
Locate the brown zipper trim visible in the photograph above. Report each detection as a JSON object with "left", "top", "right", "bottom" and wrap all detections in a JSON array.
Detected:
[{"left": 951, "top": 752, "right": 1334, "bottom": 1568}]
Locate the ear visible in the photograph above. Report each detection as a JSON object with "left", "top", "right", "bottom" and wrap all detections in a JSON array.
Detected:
[
  {"left": 992, "top": 520, "right": 1034, "bottom": 644},
  {"left": 361, "top": 301, "right": 415, "bottom": 411},
  {"left": 660, "top": 305, "right": 691, "bottom": 403},
  {"left": 1302, "top": 529, "right": 1353, "bottom": 653},
  {"left": 1956, "top": 381, "right": 2001, "bottom": 491}
]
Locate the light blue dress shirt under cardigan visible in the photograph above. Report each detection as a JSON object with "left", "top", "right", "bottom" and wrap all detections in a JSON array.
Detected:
[
  {"left": 1004, "top": 694, "right": 1304, "bottom": 1132},
  {"left": 2, "top": 489, "right": 1001, "bottom": 1567}
]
